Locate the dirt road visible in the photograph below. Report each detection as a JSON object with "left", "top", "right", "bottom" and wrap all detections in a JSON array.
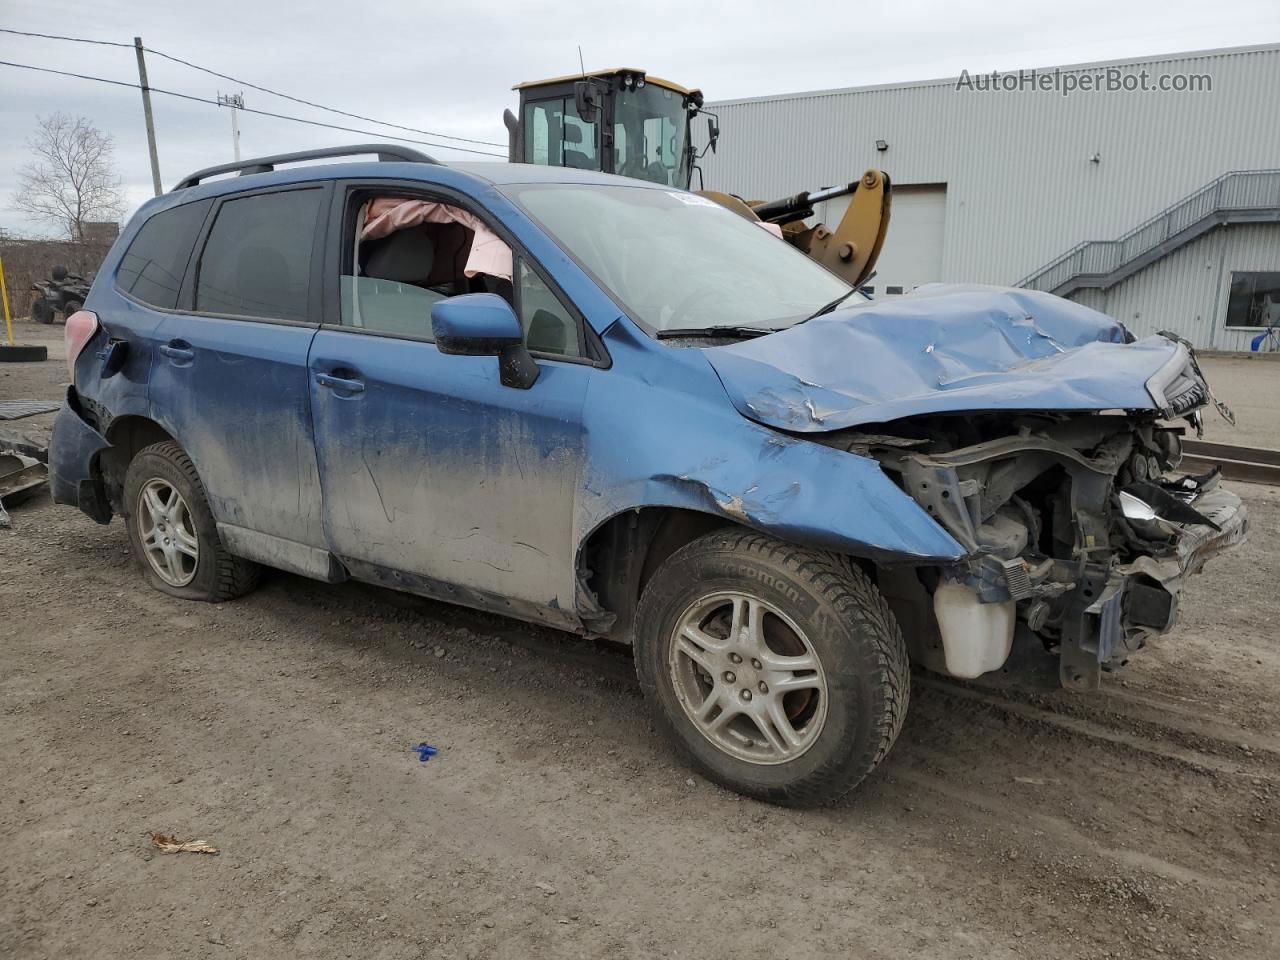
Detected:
[{"left": 2, "top": 323, "right": 1278, "bottom": 959}]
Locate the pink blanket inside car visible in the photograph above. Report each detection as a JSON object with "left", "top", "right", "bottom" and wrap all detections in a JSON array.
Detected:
[{"left": 362, "top": 198, "right": 513, "bottom": 282}]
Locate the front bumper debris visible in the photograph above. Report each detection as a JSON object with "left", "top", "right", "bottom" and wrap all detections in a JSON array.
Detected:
[{"left": 1058, "top": 484, "right": 1247, "bottom": 690}]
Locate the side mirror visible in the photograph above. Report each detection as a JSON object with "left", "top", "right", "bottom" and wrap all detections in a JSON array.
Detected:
[
  {"left": 431, "top": 294, "right": 539, "bottom": 389},
  {"left": 706, "top": 117, "right": 720, "bottom": 154},
  {"left": 573, "top": 80, "right": 602, "bottom": 124}
]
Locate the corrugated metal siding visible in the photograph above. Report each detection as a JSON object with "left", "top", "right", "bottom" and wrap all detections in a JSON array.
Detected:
[
  {"left": 1074, "top": 223, "right": 1280, "bottom": 349},
  {"left": 699, "top": 46, "right": 1280, "bottom": 301}
]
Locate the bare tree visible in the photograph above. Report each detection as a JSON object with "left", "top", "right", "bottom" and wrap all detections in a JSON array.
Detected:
[{"left": 13, "top": 113, "right": 125, "bottom": 241}]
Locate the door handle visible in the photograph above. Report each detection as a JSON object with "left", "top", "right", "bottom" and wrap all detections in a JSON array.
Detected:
[
  {"left": 315, "top": 372, "right": 365, "bottom": 394},
  {"left": 159, "top": 341, "right": 194, "bottom": 363}
]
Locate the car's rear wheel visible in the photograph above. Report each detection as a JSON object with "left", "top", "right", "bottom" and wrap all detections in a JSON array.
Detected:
[
  {"left": 123, "top": 441, "right": 260, "bottom": 601},
  {"left": 634, "top": 529, "right": 909, "bottom": 807}
]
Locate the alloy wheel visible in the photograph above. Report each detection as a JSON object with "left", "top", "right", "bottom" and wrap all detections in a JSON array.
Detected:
[
  {"left": 137, "top": 478, "right": 199, "bottom": 587},
  {"left": 668, "top": 592, "right": 829, "bottom": 765}
]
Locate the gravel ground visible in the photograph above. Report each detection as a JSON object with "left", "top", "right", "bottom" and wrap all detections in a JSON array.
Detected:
[{"left": 2, "top": 320, "right": 1279, "bottom": 959}]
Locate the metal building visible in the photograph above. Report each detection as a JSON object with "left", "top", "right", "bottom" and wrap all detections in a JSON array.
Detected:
[{"left": 698, "top": 43, "right": 1280, "bottom": 349}]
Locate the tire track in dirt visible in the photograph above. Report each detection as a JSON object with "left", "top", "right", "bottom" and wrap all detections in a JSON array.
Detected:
[{"left": 5, "top": 490, "right": 1279, "bottom": 958}]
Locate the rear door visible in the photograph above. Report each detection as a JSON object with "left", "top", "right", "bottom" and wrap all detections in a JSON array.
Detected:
[
  {"left": 150, "top": 184, "right": 331, "bottom": 572},
  {"left": 88, "top": 198, "right": 215, "bottom": 428}
]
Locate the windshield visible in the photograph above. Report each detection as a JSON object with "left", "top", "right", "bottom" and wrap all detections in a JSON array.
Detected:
[
  {"left": 613, "top": 85, "right": 689, "bottom": 188},
  {"left": 507, "top": 184, "right": 854, "bottom": 335}
]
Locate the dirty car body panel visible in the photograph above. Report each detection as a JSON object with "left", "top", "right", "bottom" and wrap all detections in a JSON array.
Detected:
[{"left": 48, "top": 156, "right": 1245, "bottom": 694}]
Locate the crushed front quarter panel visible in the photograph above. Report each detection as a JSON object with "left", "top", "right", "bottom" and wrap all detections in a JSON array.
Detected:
[{"left": 574, "top": 318, "right": 966, "bottom": 564}]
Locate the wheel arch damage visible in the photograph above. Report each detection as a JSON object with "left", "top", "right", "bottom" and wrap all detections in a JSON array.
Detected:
[
  {"left": 571, "top": 318, "right": 966, "bottom": 639},
  {"left": 48, "top": 383, "right": 187, "bottom": 526},
  {"left": 572, "top": 424, "right": 966, "bottom": 641}
]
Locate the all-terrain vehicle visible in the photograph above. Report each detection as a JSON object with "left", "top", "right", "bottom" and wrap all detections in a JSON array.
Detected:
[{"left": 31, "top": 265, "right": 92, "bottom": 324}]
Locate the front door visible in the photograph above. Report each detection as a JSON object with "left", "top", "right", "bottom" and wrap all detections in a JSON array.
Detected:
[
  {"left": 151, "top": 185, "right": 329, "bottom": 564},
  {"left": 308, "top": 331, "right": 591, "bottom": 623},
  {"left": 308, "top": 196, "right": 594, "bottom": 624}
]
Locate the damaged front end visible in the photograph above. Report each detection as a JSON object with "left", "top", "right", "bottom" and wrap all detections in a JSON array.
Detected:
[{"left": 819, "top": 344, "right": 1249, "bottom": 690}]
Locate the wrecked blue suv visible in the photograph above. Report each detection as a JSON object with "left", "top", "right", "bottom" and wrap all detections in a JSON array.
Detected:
[{"left": 50, "top": 145, "right": 1247, "bottom": 806}]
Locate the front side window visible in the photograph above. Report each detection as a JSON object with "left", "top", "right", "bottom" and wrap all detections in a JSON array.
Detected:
[
  {"left": 522, "top": 98, "right": 598, "bottom": 171},
  {"left": 1225, "top": 271, "right": 1280, "bottom": 327},
  {"left": 340, "top": 196, "right": 513, "bottom": 341},
  {"left": 508, "top": 184, "right": 852, "bottom": 336},
  {"left": 116, "top": 199, "right": 212, "bottom": 309},
  {"left": 338, "top": 196, "right": 582, "bottom": 358},
  {"left": 194, "top": 189, "right": 321, "bottom": 321}
]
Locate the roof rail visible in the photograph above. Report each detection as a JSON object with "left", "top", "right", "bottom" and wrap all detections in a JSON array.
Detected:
[{"left": 172, "top": 144, "right": 440, "bottom": 191}]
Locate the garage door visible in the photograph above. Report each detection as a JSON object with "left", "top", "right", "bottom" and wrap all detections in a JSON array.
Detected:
[{"left": 815, "top": 183, "right": 947, "bottom": 297}]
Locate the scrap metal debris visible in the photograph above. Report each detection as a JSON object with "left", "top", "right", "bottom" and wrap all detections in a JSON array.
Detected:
[
  {"left": 149, "top": 833, "right": 220, "bottom": 855},
  {"left": 0, "top": 400, "right": 60, "bottom": 421},
  {"left": 0, "top": 452, "right": 48, "bottom": 527}
]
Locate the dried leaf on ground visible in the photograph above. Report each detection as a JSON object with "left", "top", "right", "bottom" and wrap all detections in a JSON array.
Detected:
[{"left": 149, "top": 832, "right": 219, "bottom": 855}]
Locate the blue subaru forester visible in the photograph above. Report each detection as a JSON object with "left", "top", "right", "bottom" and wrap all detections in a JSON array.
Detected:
[{"left": 49, "top": 144, "right": 1245, "bottom": 805}]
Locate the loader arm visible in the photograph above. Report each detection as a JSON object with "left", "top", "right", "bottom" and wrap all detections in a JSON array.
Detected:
[{"left": 701, "top": 170, "right": 892, "bottom": 288}]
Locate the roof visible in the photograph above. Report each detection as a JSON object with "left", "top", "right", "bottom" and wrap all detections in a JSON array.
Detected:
[
  {"left": 513, "top": 68, "right": 698, "bottom": 98},
  {"left": 153, "top": 157, "right": 663, "bottom": 216},
  {"left": 708, "top": 41, "right": 1280, "bottom": 107}
]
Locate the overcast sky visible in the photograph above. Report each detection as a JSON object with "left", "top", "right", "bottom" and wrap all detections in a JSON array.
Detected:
[{"left": 3, "top": 0, "right": 1278, "bottom": 237}]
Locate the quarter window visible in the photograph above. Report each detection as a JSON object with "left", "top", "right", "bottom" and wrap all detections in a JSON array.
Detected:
[
  {"left": 195, "top": 189, "right": 322, "bottom": 321},
  {"left": 116, "top": 199, "right": 212, "bottom": 310},
  {"left": 518, "top": 260, "right": 580, "bottom": 357}
]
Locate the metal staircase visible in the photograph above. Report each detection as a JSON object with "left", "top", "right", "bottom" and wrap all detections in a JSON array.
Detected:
[{"left": 1016, "top": 170, "right": 1280, "bottom": 297}]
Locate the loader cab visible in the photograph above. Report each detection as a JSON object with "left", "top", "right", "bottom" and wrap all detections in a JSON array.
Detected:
[{"left": 505, "top": 69, "right": 708, "bottom": 190}]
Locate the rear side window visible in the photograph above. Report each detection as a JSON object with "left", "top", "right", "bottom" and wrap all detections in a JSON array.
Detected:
[
  {"left": 195, "top": 189, "right": 321, "bottom": 321},
  {"left": 116, "top": 199, "right": 212, "bottom": 309}
]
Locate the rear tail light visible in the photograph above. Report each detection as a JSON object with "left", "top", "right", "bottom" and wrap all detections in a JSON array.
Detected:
[{"left": 64, "top": 310, "right": 100, "bottom": 381}]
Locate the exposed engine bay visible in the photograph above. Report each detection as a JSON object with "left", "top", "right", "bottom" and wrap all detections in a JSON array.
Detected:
[{"left": 817, "top": 343, "right": 1250, "bottom": 690}]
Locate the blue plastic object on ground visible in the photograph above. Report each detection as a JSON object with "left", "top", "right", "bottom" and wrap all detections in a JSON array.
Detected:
[{"left": 415, "top": 743, "right": 438, "bottom": 762}]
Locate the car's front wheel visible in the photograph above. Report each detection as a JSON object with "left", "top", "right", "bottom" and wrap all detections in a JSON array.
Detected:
[
  {"left": 123, "top": 441, "right": 260, "bottom": 601},
  {"left": 634, "top": 530, "right": 909, "bottom": 807}
]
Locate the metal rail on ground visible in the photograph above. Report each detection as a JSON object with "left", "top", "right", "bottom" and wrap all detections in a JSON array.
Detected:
[{"left": 1182, "top": 439, "right": 1280, "bottom": 486}]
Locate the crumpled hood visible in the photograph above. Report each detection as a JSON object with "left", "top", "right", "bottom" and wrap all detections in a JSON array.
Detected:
[{"left": 704, "top": 284, "right": 1192, "bottom": 432}]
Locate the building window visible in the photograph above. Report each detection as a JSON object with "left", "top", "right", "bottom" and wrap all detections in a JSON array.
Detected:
[{"left": 1225, "top": 271, "right": 1280, "bottom": 328}]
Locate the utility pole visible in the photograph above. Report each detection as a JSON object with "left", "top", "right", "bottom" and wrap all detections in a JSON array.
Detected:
[
  {"left": 217, "top": 92, "right": 244, "bottom": 161},
  {"left": 133, "top": 37, "right": 162, "bottom": 196}
]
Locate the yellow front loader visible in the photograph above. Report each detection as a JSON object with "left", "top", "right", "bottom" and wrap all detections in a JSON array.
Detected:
[{"left": 504, "top": 67, "right": 890, "bottom": 288}]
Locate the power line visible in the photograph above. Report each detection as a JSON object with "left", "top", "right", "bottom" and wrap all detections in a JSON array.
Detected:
[
  {"left": 0, "top": 27, "right": 132, "bottom": 48},
  {"left": 143, "top": 46, "right": 507, "bottom": 148},
  {"left": 0, "top": 59, "right": 506, "bottom": 159},
  {"left": 0, "top": 26, "right": 507, "bottom": 149}
]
